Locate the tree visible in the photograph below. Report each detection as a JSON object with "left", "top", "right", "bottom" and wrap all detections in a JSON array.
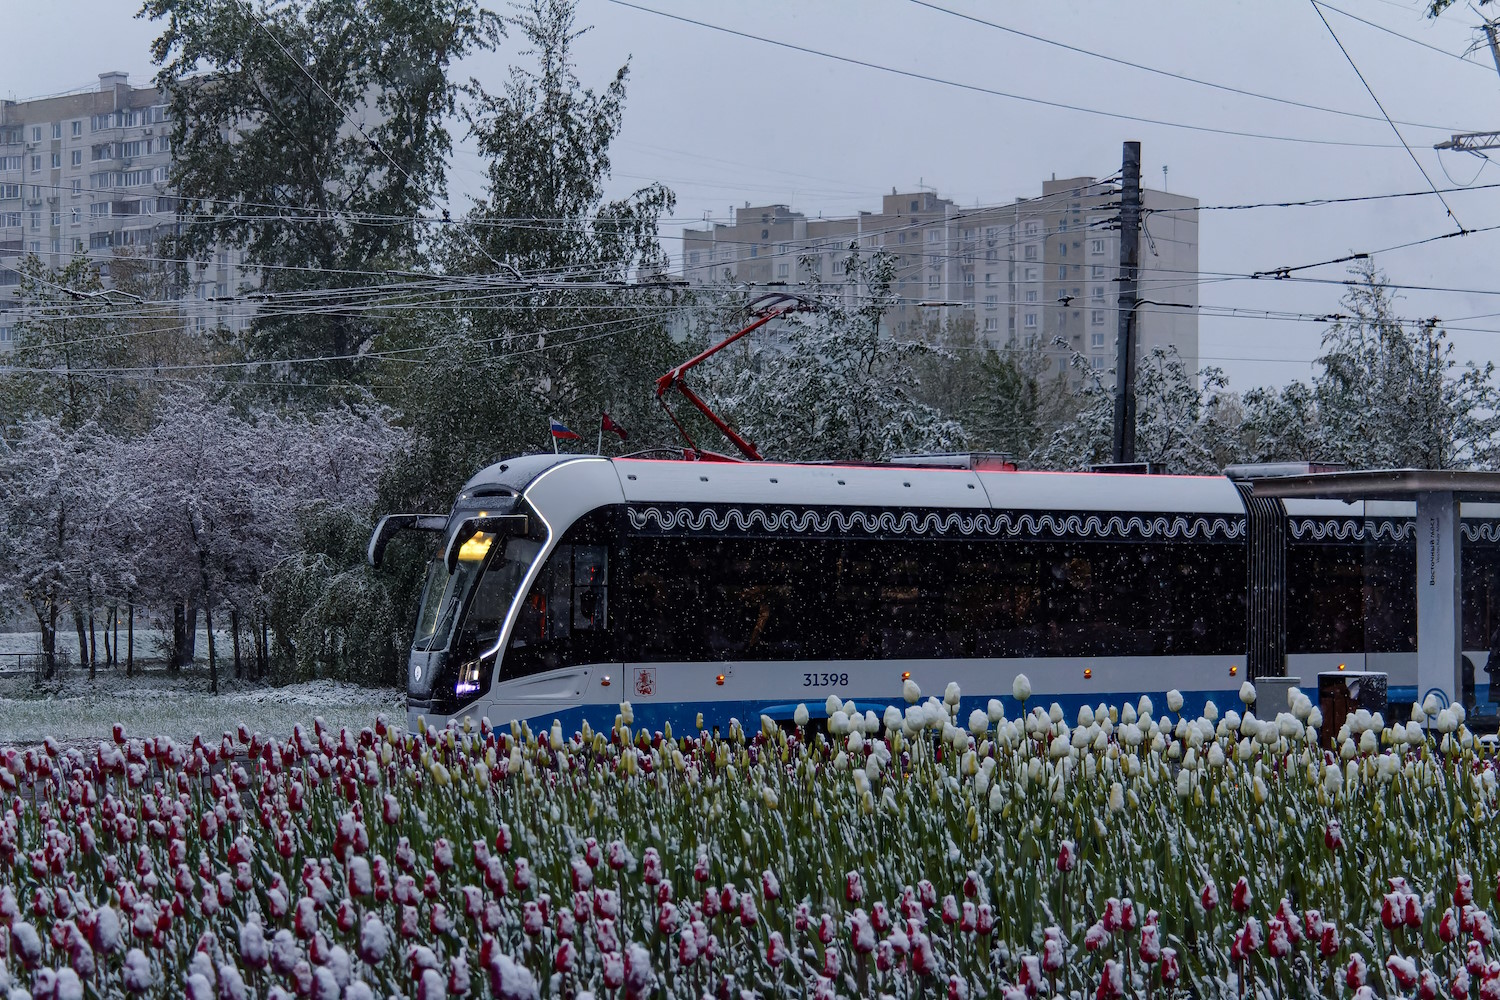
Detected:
[
  {"left": 141, "top": 0, "right": 504, "bottom": 374},
  {"left": 1030, "top": 345, "right": 1239, "bottom": 474},
  {"left": 124, "top": 387, "right": 405, "bottom": 690},
  {"left": 1314, "top": 262, "right": 1500, "bottom": 468},
  {"left": 0, "top": 417, "right": 133, "bottom": 679},
  {"left": 708, "top": 247, "right": 966, "bottom": 462}
]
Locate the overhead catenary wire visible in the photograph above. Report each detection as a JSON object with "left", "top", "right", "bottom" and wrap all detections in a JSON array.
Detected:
[
  {"left": 1309, "top": 0, "right": 1466, "bottom": 231},
  {"left": 908, "top": 0, "right": 1481, "bottom": 134},
  {"left": 603, "top": 0, "right": 1423, "bottom": 150}
]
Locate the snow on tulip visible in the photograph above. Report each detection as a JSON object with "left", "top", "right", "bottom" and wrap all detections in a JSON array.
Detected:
[{"left": 0, "top": 682, "right": 1497, "bottom": 998}]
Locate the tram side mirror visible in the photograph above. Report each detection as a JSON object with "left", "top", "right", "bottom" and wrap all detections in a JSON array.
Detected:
[
  {"left": 444, "top": 514, "right": 530, "bottom": 573},
  {"left": 367, "top": 514, "right": 448, "bottom": 568}
]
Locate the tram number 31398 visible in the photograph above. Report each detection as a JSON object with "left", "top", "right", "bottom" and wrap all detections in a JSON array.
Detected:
[{"left": 803, "top": 672, "right": 850, "bottom": 687}]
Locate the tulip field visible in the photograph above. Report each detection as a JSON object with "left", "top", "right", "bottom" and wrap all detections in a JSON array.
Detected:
[{"left": 1, "top": 679, "right": 1499, "bottom": 999}]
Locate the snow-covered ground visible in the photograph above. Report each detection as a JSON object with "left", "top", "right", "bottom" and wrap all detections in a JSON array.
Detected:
[{"left": 0, "top": 670, "right": 402, "bottom": 747}]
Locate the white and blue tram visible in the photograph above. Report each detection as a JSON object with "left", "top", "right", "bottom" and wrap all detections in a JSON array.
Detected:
[{"left": 368, "top": 453, "right": 1500, "bottom": 735}]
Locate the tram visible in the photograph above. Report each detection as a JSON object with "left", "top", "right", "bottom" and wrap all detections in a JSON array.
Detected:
[{"left": 369, "top": 452, "right": 1500, "bottom": 735}]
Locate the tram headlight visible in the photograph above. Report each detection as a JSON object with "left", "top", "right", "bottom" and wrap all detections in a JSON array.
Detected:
[{"left": 413, "top": 664, "right": 423, "bottom": 682}]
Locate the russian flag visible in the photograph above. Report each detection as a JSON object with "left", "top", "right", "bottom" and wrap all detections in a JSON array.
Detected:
[{"left": 549, "top": 419, "right": 580, "bottom": 441}]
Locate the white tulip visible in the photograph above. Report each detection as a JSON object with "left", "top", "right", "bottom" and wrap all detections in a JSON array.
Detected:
[
  {"left": 1012, "top": 674, "right": 1032, "bottom": 702},
  {"left": 1423, "top": 693, "right": 1441, "bottom": 718},
  {"left": 1138, "top": 695, "right": 1154, "bottom": 720},
  {"left": 968, "top": 709, "right": 989, "bottom": 738},
  {"left": 794, "top": 704, "right": 810, "bottom": 727},
  {"left": 987, "top": 698, "right": 1005, "bottom": 723},
  {"left": 1078, "top": 705, "right": 1095, "bottom": 727},
  {"left": 1307, "top": 707, "right": 1323, "bottom": 730},
  {"left": 826, "top": 695, "right": 842, "bottom": 716},
  {"left": 903, "top": 680, "right": 921, "bottom": 705},
  {"left": 1166, "top": 689, "right": 1184, "bottom": 713},
  {"left": 883, "top": 706, "right": 902, "bottom": 733},
  {"left": 1239, "top": 681, "right": 1256, "bottom": 706},
  {"left": 944, "top": 682, "right": 962, "bottom": 707},
  {"left": 1411, "top": 702, "right": 1428, "bottom": 724}
]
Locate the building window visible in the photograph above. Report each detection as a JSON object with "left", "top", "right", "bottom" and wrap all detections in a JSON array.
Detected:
[
  {"left": 30, "top": 156, "right": 40, "bottom": 172},
  {"left": 1025, "top": 220, "right": 1039, "bottom": 237},
  {"left": 0, "top": 326, "right": 9, "bottom": 343},
  {"left": 750, "top": 246, "right": 757, "bottom": 258},
  {"left": 29, "top": 212, "right": 39, "bottom": 228},
  {"left": 0, "top": 184, "right": 19, "bottom": 201},
  {"left": 30, "top": 127, "right": 41, "bottom": 143},
  {"left": 927, "top": 273, "right": 940, "bottom": 288},
  {"left": 1090, "top": 239, "right": 1105, "bottom": 255},
  {"left": 70, "top": 150, "right": 82, "bottom": 167},
  {"left": 984, "top": 317, "right": 998, "bottom": 332},
  {"left": 1092, "top": 265, "right": 1106, "bottom": 279},
  {"left": 1091, "top": 286, "right": 1105, "bottom": 301},
  {"left": 1092, "top": 310, "right": 1105, "bottom": 325},
  {"left": 1058, "top": 242, "right": 1067, "bottom": 257},
  {"left": 50, "top": 211, "right": 59, "bottom": 226},
  {"left": 1058, "top": 265, "right": 1067, "bottom": 280},
  {"left": 1024, "top": 290, "right": 1037, "bottom": 303},
  {"left": 71, "top": 180, "right": 81, "bottom": 195},
  {"left": 1091, "top": 332, "right": 1106, "bottom": 348},
  {"left": 927, "top": 229, "right": 941, "bottom": 243},
  {"left": 910, "top": 200, "right": 919, "bottom": 212},
  {"left": 985, "top": 295, "right": 998, "bottom": 309},
  {"left": 1024, "top": 267, "right": 1037, "bottom": 282},
  {"left": 984, "top": 272, "right": 994, "bottom": 286},
  {"left": 1024, "top": 312, "right": 1037, "bottom": 328},
  {"left": 1024, "top": 245, "right": 1037, "bottom": 261},
  {"left": 778, "top": 263, "right": 790, "bottom": 279},
  {"left": 50, "top": 153, "right": 61, "bottom": 169},
  {"left": 71, "top": 121, "right": 82, "bottom": 137},
  {"left": 51, "top": 123, "right": 61, "bottom": 140},
  {"left": 1091, "top": 356, "right": 1104, "bottom": 368},
  {"left": 963, "top": 273, "right": 974, "bottom": 286},
  {"left": 689, "top": 251, "right": 700, "bottom": 264}
]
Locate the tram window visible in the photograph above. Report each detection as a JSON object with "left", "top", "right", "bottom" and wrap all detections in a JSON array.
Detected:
[
  {"left": 623, "top": 532, "right": 1245, "bottom": 662},
  {"left": 505, "top": 535, "right": 614, "bottom": 679},
  {"left": 1463, "top": 544, "right": 1500, "bottom": 650},
  {"left": 1287, "top": 541, "right": 1416, "bottom": 654},
  {"left": 623, "top": 538, "right": 836, "bottom": 662}
]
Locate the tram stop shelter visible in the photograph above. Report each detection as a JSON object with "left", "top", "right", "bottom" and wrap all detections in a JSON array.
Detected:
[{"left": 1248, "top": 469, "right": 1500, "bottom": 712}]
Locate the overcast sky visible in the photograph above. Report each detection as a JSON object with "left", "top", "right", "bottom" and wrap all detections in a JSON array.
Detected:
[{"left": 7, "top": 0, "right": 1500, "bottom": 390}]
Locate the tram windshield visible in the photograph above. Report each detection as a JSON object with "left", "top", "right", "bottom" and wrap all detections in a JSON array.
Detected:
[{"left": 413, "top": 517, "right": 542, "bottom": 655}]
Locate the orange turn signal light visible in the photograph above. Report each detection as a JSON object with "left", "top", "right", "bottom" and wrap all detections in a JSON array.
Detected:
[
  {"left": 901, "top": 671, "right": 911, "bottom": 681},
  {"left": 600, "top": 675, "right": 611, "bottom": 687},
  {"left": 1229, "top": 665, "right": 1238, "bottom": 676},
  {"left": 1338, "top": 662, "right": 1346, "bottom": 671},
  {"left": 1084, "top": 668, "right": 1092, "bottom": 679},
  {"left": 715, "top": 674, "right": 725, "bottom": 686}
]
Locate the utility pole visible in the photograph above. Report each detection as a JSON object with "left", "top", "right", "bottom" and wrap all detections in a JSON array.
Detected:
[
  {"left": 1434, "top": 21, "right": 1500, "bottom": 154},
  {"left": 1111, "top": 140, "right": 1142, "bottom": 464}
]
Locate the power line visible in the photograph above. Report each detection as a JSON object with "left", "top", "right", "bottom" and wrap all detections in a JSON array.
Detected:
[
  {"left": 908, "top": 0, "right": 1478, "bottom": 134},
  {"left": 1312, "top": 0, "right": 1492, "bottom": 70},
  {"left": 604, "top": 0, "right": 1414, "bottom": 149},
  {"left": 1150, "top": 179, "right": 1500, "bottom": 213},
  {"left": 1309, "top": 0, "right": 1466, "bottom": 231}
]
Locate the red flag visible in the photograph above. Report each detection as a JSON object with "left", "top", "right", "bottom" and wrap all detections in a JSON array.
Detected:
[{"left": 601, "top": 412, "right": 629, "bottom": 441}]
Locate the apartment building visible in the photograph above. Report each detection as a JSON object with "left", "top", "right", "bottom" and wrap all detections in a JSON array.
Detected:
[
  {"left": 681, "top": 177, "right": 1200, "bottom": 387},
  {"left": 0, "top": 72, "right": 248, "bottom": 352}
]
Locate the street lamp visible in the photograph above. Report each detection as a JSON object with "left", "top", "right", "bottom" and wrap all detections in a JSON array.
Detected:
[{"left": 1112, "top": 298, "right": 1194, "bottom": 465}]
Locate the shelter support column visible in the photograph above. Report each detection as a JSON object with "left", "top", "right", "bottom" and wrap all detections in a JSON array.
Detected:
[{"left": 1415, "top": 490, "right": 1462, "bottom": 709}]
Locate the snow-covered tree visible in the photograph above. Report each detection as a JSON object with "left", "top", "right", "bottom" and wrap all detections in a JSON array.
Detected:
[
  {"left": 1314, "top": 262, "right": 1500, "bottom": 469},
  {"left": 0, "top": 417, "right": 134, "bottom": 678},
  {"left": 711, "top": 246, "right": 966, "bottom": 462},
  {"left": 123, "top": 388, "right": 406, "bottom": 691}
]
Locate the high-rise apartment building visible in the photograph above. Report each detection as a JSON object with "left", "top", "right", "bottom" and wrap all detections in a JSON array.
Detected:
[
  {"left": 0, "top": 72, "right": 249, "bottom": 352},
  {"left": 681, "top": 177, "right": 1199, "bottom": 386}
]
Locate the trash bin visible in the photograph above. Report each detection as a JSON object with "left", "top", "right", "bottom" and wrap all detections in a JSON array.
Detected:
[{"left": 1317, "top": 671, "right": 1387, "bottom": 752}]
